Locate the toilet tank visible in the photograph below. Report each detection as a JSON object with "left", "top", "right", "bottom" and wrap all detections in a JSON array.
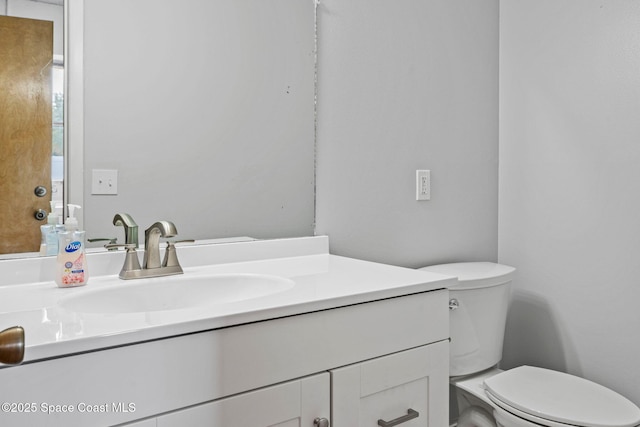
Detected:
[{"left": 419, "top": 262, "right": 515, "bottom": 377}]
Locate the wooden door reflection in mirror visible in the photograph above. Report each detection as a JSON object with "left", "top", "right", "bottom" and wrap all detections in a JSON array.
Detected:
[{"left": 0, "top": 15, "right": 53, "bottom": 254}]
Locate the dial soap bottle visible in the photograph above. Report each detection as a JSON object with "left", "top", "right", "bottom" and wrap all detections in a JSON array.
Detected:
[{"left": 55, "top": 204, "right": 89, "bottom": 288}]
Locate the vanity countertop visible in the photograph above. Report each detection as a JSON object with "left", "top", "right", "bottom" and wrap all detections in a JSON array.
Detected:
[{"left": 0, "top": 236, "right": 454, "bottom": 365}]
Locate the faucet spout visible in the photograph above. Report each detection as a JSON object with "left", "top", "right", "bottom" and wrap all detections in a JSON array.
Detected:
[
  {"left": 143, "top": 221, "right": 178, "bottom": 269},
  {"left": 113, "top": 213, "right": 139, "bottom": 248}
]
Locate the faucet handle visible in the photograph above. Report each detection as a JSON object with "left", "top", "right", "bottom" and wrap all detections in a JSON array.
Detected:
[
  {"left": 168, "top": 239, "right": 195, "bottom": 246},
  {"left": 89, "top": 237, "right": 118, "bottom": 250},
  {"left": 162, "top": 240, "right": 193, "bottom": 268},
  {"left": 104, "top": 243, "right": 135, "bottom": 250}
]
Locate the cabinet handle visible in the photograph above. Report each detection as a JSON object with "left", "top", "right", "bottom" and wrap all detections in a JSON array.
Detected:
[
  {"left": 313, "top": 417, "right": 329, "bottom": 427},
  {"left": 0, "top": 326, "right": 25, "bottom": 365},
  {"left": 377, "top": 409, "right": 419, "bottom": 427}
]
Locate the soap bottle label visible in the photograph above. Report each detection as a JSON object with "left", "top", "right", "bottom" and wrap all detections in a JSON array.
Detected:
[
  {"left": 56, "top": 231, "right": 89, "bottom": 288},
  {"left": 61, "top": 242, "right": 86, "bottom": 286}
]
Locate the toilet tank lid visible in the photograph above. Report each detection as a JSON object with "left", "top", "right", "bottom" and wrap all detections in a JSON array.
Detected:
[
  {"left": 419, "top": 262, "right": 515, "bottom": 289},
  {"left": 483, "top": 366, "right": 640, "bottom": 427}
]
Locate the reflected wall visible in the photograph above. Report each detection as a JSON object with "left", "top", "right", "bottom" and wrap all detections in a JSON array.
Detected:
[{"left": 82, "top": 0, "right": 316, "bottom": 243}]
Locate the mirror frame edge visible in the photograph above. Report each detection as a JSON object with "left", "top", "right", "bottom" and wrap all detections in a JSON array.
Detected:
[{"left": 64, "top": 0, "right": 84, "bottom": 229}]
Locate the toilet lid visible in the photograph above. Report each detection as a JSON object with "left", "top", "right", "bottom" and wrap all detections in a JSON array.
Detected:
[
  {"left": 483, "top": 366, "right": 640, "bottom": 427},
  {"left": 419, "top": 262, "right": 515, "bottom": 289}
]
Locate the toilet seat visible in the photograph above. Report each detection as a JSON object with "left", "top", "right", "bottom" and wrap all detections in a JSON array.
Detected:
[{"left": 483, "top": 366, "right": 640, "bottom": 427}]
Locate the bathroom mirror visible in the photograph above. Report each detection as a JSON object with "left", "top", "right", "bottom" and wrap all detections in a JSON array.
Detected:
[{"left": 1, "top": 0, "right": 316, "bottom": 258}]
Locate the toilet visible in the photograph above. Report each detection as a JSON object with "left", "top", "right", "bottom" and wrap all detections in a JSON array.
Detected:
[{"left": 419, "top": 262, "right": 640, "bottom": 427}]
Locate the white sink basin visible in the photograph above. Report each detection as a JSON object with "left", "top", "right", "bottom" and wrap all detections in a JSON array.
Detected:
[{"left": 59, "top": 274, "right": 295, "bottom": 314}]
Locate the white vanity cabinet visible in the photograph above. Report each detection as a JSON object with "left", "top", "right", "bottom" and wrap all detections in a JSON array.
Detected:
[
  {"left": 153, "top": 373, "right": 329, "bottom": 427},
  {"left": 0, "top": 290, "right": 449, "bottom": 427},
  {"left": 146, "top": 341, "right": 448, "bottom": 427}
]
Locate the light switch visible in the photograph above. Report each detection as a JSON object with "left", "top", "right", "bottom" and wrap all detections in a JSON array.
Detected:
[{"left": 92, "top": 169, "right": 118, "bottom": 195}]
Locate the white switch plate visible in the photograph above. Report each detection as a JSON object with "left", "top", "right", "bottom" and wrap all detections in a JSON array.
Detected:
[
  {"left": 416, "top": 170, "right": 430, "bottom": 201},
  {"left": 92, "top": 169, "right": 118, "bottom": 195}
]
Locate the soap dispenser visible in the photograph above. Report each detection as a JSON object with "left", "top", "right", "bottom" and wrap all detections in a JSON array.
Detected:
[
  {"left": 55, "top": 204, "right": 89, "bottom": 287},
  {"left": 47, "top": 201, "right": 59, "bottom": 225},
  {"left": 64, "top": 204, "right": 82, "bottom": 232},
  {"left": 39, "top": 225, "right": 53, "bottom": 256},
  {"left": 43, "top": 202, "right": 62, "bottom": 256}
]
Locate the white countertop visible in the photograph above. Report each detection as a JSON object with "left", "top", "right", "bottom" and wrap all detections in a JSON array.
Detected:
[{"left": 0, "top": 237, "right": 454, "bottom": 365}]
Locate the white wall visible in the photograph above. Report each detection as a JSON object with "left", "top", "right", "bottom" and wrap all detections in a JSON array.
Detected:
[
  {"left": 499, "top": 0, "right": 640, "bottom": 405},
  {"left": 315, "top": 0, "right": 499, "bottom": 268}
]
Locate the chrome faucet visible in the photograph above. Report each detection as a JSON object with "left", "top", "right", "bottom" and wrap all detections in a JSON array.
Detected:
[
  {"left": 113, "top": 213, "right": 139, "bottom": 248},
  {"left": 108, "top": 220, "right": 187, "bottom": 280}
]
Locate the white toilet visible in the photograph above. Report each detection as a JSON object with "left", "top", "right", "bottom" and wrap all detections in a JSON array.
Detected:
[{"left": 420, "top": 262, "right": 640, "bottom": 427}]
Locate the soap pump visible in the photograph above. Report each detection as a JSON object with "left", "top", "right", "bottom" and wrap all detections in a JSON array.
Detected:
[
  {"left": 65, "top": 204, "right": 82, "bottom": 232},
  {"left": 47, "top": 201, "right": 59, "bottom": 225},
  {"left": 43, "top": 201, "right": 62, "bottom": 256}
]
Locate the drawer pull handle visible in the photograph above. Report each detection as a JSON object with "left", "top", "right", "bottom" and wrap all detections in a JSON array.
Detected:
[
  {"left": 378, "top": 409, "right": 419, "bottom": 427},
  {"left": 0, "top": 326, "right": 25, "bottom": 365}
]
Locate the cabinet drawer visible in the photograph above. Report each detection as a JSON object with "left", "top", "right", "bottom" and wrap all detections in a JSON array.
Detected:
[{"left": 331, "top": 341, "right": 449, "bottom": 427}]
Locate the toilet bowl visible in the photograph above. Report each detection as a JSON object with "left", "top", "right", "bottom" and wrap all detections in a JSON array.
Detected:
[
  {"left": 419, "top": 263, "right": 640, "bottom": 427},
  {"left": 452, "top": 366, "right": 640, "bottom": 427}
]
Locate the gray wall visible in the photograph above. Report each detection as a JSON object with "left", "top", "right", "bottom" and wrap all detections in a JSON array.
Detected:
[
  {"left": 499, "top": 0, "right": 640, "bottom": 405},
  {"left": 315, "top": 0, "right": 499, "bottom": 268},
  {"left": 82, "top": 0, "right": 316, "bottom": 242}
]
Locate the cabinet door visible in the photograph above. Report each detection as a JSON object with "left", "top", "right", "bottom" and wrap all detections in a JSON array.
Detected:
[
  {"left": 331, "top": 341, "right": 448, "bottom": 427},
  {"left": 156, "top": 373, "right": 329, "bottom": 427}
]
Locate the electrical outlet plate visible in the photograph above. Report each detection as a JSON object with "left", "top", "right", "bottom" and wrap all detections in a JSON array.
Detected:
[{"left": 416, "top": 170, "right": 430, "bottom": 201}]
